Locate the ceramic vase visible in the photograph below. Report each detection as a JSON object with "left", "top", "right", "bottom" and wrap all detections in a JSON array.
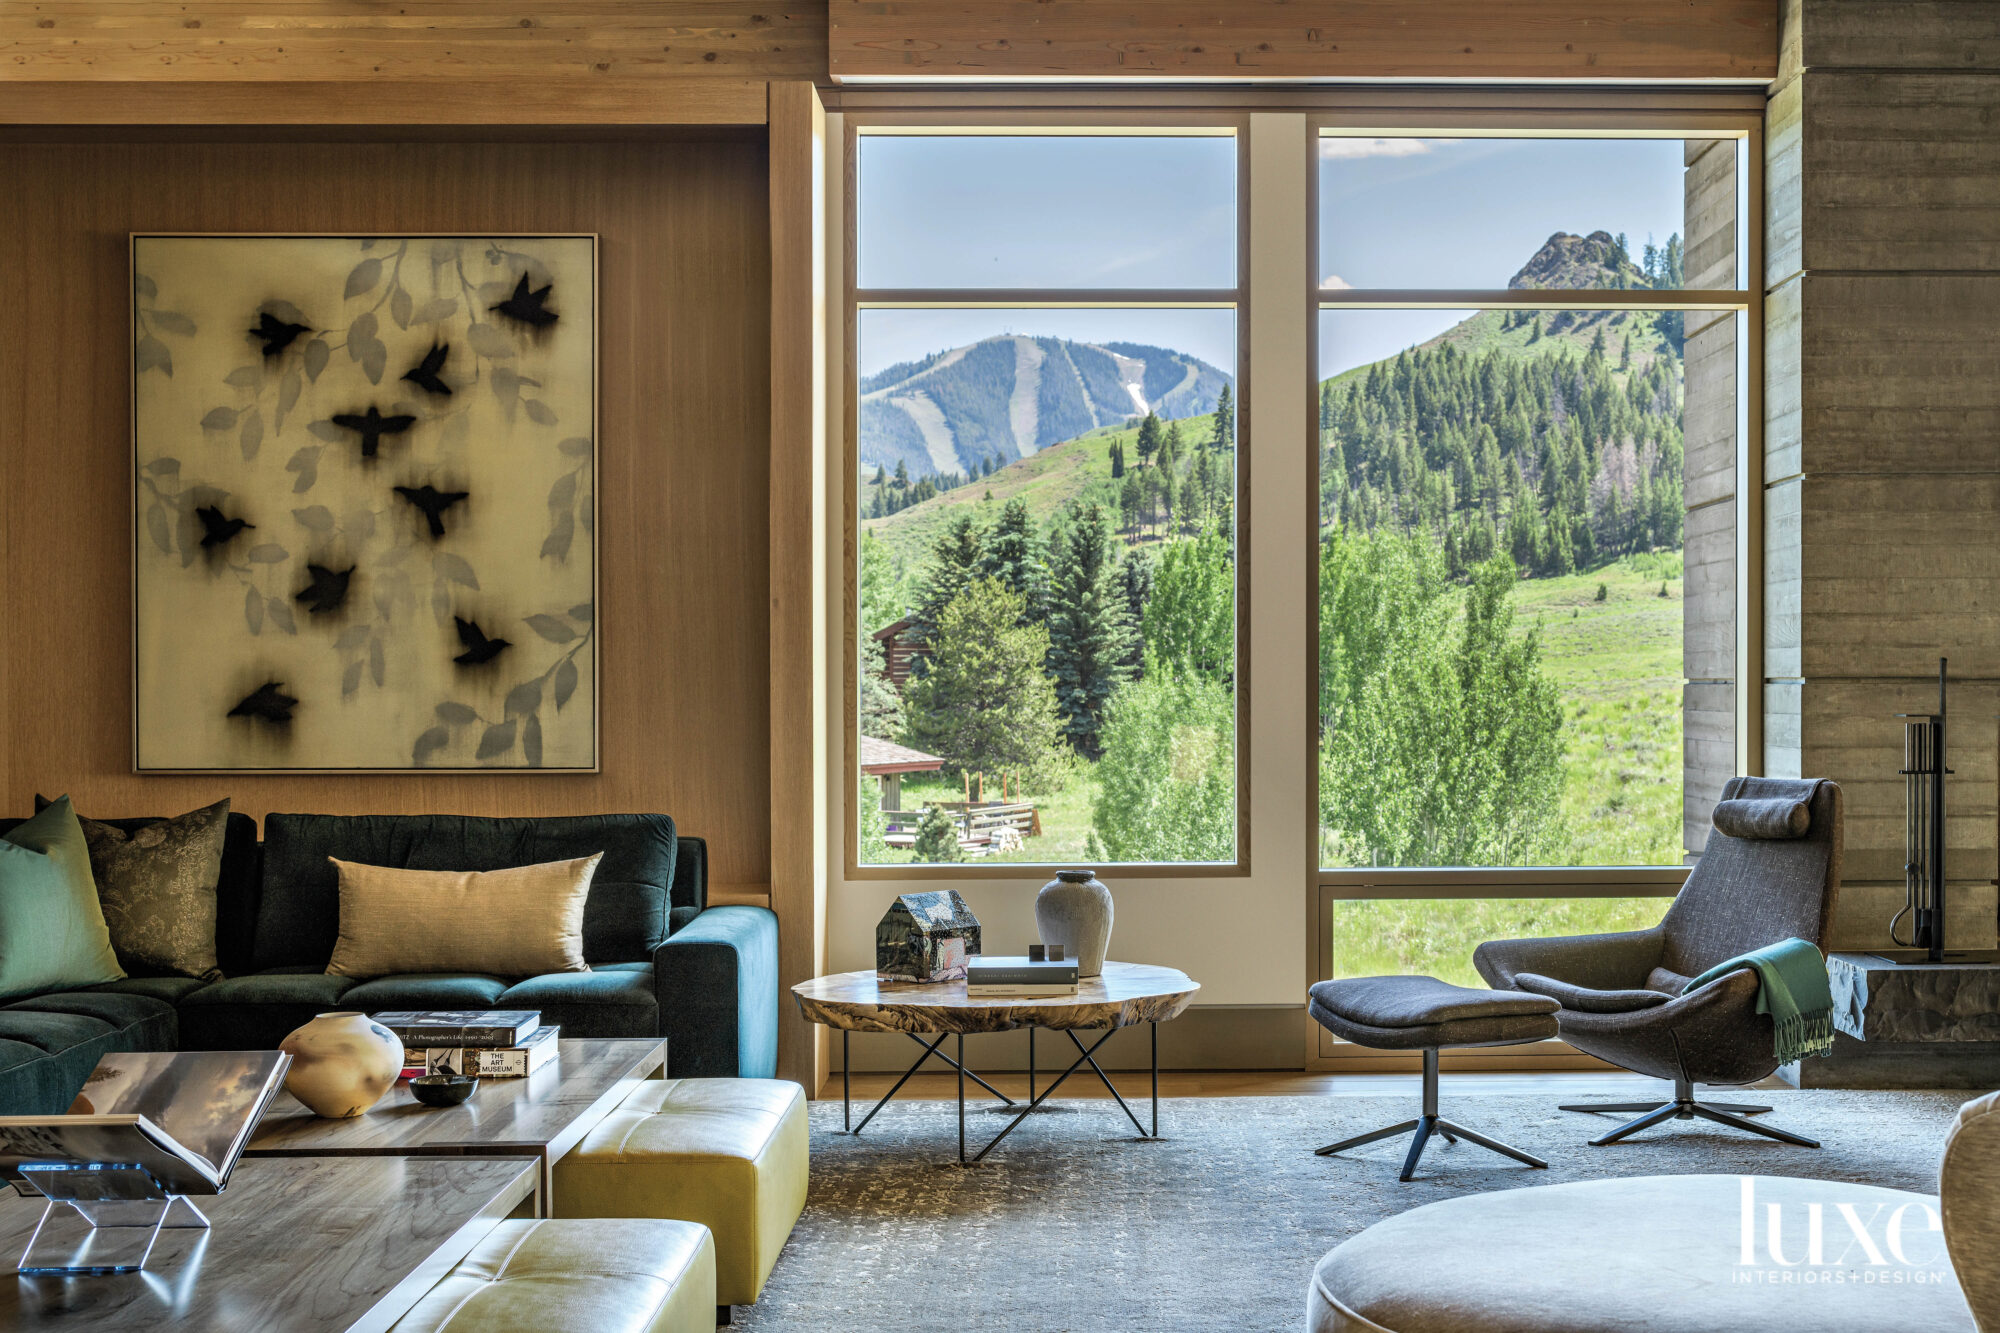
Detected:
[
  {"left": 1036, "top": 868, "right": 1113, "bottom": 978},
  {"left": 279, "top": 1011, "right": 403, "bottom": 1118}
]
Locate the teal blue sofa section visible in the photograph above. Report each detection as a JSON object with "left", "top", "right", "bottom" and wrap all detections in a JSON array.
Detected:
[{"left": 0, "top": 811, "right": 778, "bottom": 1114}]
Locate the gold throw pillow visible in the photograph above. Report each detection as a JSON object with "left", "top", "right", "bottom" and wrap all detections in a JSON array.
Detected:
[{"left": 324, "top": 854, "right": 600, "bottom": 979}]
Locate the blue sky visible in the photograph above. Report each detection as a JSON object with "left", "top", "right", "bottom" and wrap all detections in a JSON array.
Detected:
[{"left": 857, "top": 133, "right": 1712, "bottom": 383}]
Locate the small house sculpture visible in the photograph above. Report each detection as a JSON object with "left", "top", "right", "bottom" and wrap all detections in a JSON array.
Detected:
[{"left": 876, "top": 890, "right": 982, "bottom": 982}]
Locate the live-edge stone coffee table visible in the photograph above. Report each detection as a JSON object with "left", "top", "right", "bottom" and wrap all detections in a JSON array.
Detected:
[{"left": 792, "top": 961, "right": 1199, "bottom": 1163}]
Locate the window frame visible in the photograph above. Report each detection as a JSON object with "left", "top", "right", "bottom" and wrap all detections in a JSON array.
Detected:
[
  {"left": 841, "top": 110, "right": 1255, "bottom": 880},
  {"left": 1304, "top": 111, "right": 1764, "bottom": 1062}
]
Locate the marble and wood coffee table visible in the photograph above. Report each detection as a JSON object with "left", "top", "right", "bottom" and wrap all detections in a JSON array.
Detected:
[
  {"left": 2, "top": 1155, "right": 537, "bottom": 1331},
  {"left": 791, "top": 961, "right": 1199, "bottom": 1163},
  {"left": 246, "top": 1037, "right": 663, "bottom": 1216}
]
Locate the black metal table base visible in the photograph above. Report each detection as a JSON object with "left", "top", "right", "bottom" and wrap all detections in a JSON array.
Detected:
[{"left": 841, "top": 1023, "right": 1161, "bottom": 1163}]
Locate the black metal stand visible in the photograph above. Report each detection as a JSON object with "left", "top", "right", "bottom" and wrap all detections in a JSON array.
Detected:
[
  {"left": 1560, "top": 1071, "right": 1819, "bottom": 1148},
  {"left": 842, "top": 1030, "right": 1018, "bottom": 1137},
  {"left": 1316, "top": 1049, "right": 1548, "bottom": 1182},
  {"left": 840, "top": 1023, "right": 1162, "bottom": 1164},
  {"left": 1890, "top": 657, "right": 1951, "bottom": 962}
]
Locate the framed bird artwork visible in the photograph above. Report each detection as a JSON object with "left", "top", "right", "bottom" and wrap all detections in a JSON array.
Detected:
[{"left": 130, "top": 234, "right": 599, "bottom": 772}]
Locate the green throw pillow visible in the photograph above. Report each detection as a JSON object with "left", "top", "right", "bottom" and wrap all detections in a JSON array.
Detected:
[
  {"left": 36, "top": 795, "right": 228, "bottom": 981},
  {"left": 0, "top": 796, "right": 125, "bottom": 1000}
]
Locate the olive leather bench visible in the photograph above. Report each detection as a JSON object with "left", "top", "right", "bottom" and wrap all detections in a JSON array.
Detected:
[
  {"left": 392, "top": 1218, "right": 716, "bottom": 1333},
  {"left": 555, "top": 1077, "right": 809, "bottom": 1319}
]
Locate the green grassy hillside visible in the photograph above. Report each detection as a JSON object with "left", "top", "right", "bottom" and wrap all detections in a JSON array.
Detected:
[
  {"left": 1512, "top": 550, "right": 1685, "bottom": 867},
  {"left": 1322, "top": 305, "right": 1674, "bottom": 397},
  {"left": 861, "top": 411, "right": 1217, "bottom": 565}
]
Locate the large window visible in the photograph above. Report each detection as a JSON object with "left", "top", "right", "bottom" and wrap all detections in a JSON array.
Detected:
[
  {"left": 850, "top": 126, "right": 1243, "bottom": 870},
  {"left": 1314, "top": 130, "right": 1754, "bottom": 1007}
]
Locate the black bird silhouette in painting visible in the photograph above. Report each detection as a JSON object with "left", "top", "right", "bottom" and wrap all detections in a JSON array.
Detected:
[
  {"left": 490, "top": 273, "right": 558, "bottom": 328},
  {"left": 401, "top": 341, "right": 453, "bottom": 397},
  {"left": 196, "top": 505, "right": 254, "bottom": 548},
  {"left": 453, "top": 616, "right": 511, "bottom": 666},
  {"left": 228, "top": 680, "right": 297, "bottom": 725},
  {"left": 295, "top": 563, "right": 354, "bottom": 615},
  {"left": 329, "top": 406, "right": 417, "bottom": 459},
  {"left": 394, "top": 484, "right": 470, "bottom": 539},
  {"left": 248, "top": 311, "right": 312, "bottom": 358}
]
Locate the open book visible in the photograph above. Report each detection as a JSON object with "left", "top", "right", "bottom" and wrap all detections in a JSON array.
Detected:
[{"left": 0, "top": 1050, "right": 291, "bottom": 1196}]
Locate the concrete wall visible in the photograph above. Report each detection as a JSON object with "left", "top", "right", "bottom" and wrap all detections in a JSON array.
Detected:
[{"left": 1766, "top": 0, "right": 2000, "bottom": 951}]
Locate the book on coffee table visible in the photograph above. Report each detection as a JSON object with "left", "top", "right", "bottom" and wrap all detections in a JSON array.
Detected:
[
  {"left": 414, "top": 1025, "right": 562, "bottom": 1078},
  {"left": 966, "top": 955, "right": 1080, "bottom": 996},
  {"left": 373, "top": 1010, "right": 541, "bottom": 1047},
  {"left": 0, "top": 1049, "right": 290, "bottom": 1196}
]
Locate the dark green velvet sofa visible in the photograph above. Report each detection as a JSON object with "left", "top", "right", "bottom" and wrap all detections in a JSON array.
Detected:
[{"left": 0, "top": 811, "right": 778, "bottom": 1114}]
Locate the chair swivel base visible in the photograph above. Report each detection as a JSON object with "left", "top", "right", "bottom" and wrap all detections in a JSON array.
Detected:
[
  {"left": 1317, "top": 1112, "right": 1546, "bottom": 1182},
  {"left": 1315, "top": 1049, "right": 1548, "bottom": 1182},
  {"left": 1560, "top": 1074, "right": 1819, "bottom": 1148}
]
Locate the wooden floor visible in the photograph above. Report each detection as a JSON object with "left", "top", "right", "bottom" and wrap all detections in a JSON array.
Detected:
[{"left": 826, "top": 1069, "right": 1792, "bottom": 1101}]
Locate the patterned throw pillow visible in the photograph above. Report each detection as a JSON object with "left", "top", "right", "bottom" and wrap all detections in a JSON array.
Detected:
[{"left": 38, "top": 796, "right": 229, "bottom": 981}]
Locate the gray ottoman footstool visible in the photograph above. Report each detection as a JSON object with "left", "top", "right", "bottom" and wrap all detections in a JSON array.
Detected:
[
  {"left": 1307, "top": 1174, "right": 1971, "bottom": 1333},
  {"left": 1308, "top": 975, "right": 1560, "bottom": 1181}
]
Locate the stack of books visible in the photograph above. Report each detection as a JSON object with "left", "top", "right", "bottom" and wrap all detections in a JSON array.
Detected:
[
  {"left": 373, "top": 1010, "right": 561, "bottom": 1079},
  {"left": 966, "top": 954, "right": 1080, "bottom": 997}
]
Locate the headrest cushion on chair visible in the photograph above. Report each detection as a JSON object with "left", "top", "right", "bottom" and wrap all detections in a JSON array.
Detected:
[{"left": 1712, "top": 796, "right": 1811, "bottom": 840}]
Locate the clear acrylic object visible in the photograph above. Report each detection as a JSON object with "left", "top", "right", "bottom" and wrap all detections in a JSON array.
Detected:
[{"left": 13, "top": 1163, "right": 211, "bottom": 1276}]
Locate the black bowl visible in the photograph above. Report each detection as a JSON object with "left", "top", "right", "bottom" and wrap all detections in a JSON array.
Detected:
[{"left": 408, "top": 1074, "right": 478, "bottom": 1108}]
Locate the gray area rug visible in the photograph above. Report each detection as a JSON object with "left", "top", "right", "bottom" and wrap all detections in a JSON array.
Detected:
[{"left": 739, "top": 1091, "right": 1966, "bottom": 1332}]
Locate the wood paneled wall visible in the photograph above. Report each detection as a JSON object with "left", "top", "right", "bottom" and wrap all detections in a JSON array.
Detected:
[
  {"left": 1766, "top": 0, "right": 2000, "bottom": 949},
  {"left": 0, "top": 137, "right": 777, "bottom": 899},
  {"left": 828, "top": 0, "right": 1779, "bottom": 82},
  {"left": 4, "top": 1, "right": 1780, "bottom": 89},
  {"left": 767, "top": 83, "right": 830, "bottom": 1091},
  {"left": 2, "top": 3, "right": 827, "bottom": 82}
]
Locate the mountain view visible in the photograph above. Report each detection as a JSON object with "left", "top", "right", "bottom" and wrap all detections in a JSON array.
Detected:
[
  {"left": 860, "top": 336, "right": 1232, "bottom": 481},
  {"left": 860, "top": 228, "right": 1690, "bottom": 881}
]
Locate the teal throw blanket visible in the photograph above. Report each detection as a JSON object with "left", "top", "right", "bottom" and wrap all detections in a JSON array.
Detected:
[{"left": 1681, "top": 937, "right": 1834, "bottom": 1064}]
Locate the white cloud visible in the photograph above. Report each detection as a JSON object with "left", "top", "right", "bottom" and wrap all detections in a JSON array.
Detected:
[
  {"left": 1320, "top": 274, "right": 1354, "bottom": 290},
  {"left": 1318, "top": 137, "right": 1461, "bottom": 160}
]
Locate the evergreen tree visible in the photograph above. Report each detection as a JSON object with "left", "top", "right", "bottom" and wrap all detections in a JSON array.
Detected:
[
  {"left": 1116, "top": 546, "right": 1156, "bottom": 674},
  {"left": 858, "top": 632, "right": 905, "bottom": 741},
  {"left": 906, "top": 513, "right": 983, "bottom": 668},
  {"left": 903, "top": 578, "right": 1067, "bottom": 786},
  {"left": 912, "top": 805, "right": 964, "bottom": 863},
  {"left": 1045, "top": 502, "right": 1136, "bottom": 758},
  {"left": 1110, "top": 440, "right": 1126, "bottom": 479},
  {"left": 1136, "top": 411, "right": 1163, "bottom": 468},
  {"left": 978, "top": 497, "right": 1046, "bottom": 623},
  {"left": 1211, "top": 383, "right": 1236, "bottom": 451},
  {"left": 1118, "top": 471, "right": 1142, "bottom": 533}
]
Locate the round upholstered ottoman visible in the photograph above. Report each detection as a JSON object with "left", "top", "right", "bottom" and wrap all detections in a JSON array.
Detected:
[{"left": 1307, "top": 1174, "right": 1973, "bottom": 1333}]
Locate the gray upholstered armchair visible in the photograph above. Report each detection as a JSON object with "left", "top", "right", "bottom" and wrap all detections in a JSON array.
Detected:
[{"left": 1474, "top": 776, "right": 1842, "bottom": 1146}]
